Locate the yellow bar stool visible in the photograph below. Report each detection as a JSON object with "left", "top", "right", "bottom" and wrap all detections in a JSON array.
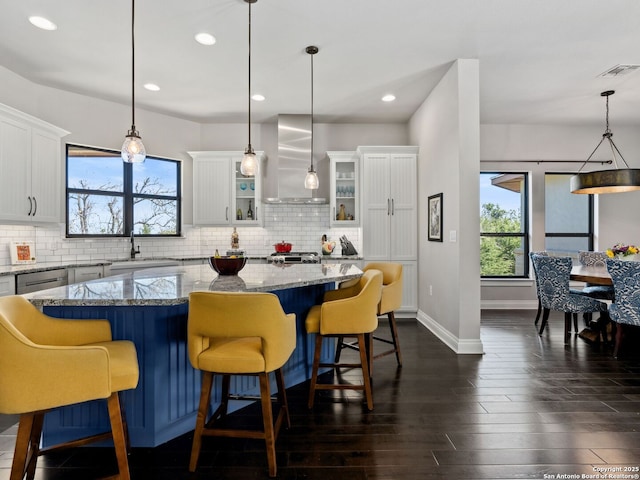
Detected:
[
  {"left": 187, "top": 291, "right": 296, "bottom": 478},
  {"left": 0, "top": 295, "right": 139, "bottom": 480},
  {"left": 305, "top": 269, "right": 383, "bottom": 411},
  {"left": 335, "top": 262, "right": 404, "bottom": 366}
]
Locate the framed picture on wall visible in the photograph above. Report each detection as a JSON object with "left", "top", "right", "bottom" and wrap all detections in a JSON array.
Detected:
[
  {"left": 10, "top": 241, "right": 36, "bottom": 264},
  {"left": 428, "top": 193, "right": 443, "bottom": 242}
]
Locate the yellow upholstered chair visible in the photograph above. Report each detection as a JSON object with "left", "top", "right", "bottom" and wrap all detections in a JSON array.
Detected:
[
  {"left": 335, "top": 262, "right": 404, "bottom": 366},
  {"left": 305, "top": 269, "right": 383, "bottom": 411},
  {"left": 0, "top": 295, "right": 139, "bottom": 480},
  {"left": 187, "top": 291, "right": 296, "bottom": 478}
]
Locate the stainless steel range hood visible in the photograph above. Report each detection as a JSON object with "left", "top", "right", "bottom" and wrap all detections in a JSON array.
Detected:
[{"left": 263, "top": 114, "right": 327, "bottom": 204}]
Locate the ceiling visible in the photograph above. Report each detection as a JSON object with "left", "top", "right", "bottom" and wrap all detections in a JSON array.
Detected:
[{"left": 2, "top": 0, "right": 640, "bottom": 127}]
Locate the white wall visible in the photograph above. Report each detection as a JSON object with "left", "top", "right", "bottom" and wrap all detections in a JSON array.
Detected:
[
  {"left": 480, "top": 124, "right": 640, "bottom": 307},
  {"left": 408, "top": 59, "right": 483, "bottom": 354}
]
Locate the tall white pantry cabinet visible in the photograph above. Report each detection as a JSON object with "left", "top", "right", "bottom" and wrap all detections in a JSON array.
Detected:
[{"left": 359, "top": 146, "right": 418, "bottom": 313}]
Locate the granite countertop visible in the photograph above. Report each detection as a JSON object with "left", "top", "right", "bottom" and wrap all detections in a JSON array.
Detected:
[
  {"left": 24, "top": 263, "right": 363, "bottom": 307},
  {"left": 320, "top": 255, "right": 363, "bottom": 261},
  {"left": 0, "top": 260, "right": 113, "bottom": 276}
]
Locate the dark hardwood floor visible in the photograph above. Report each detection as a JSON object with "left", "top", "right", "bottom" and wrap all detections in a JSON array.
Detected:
[{"left": 1, "top": 309, "right": 640, "bottom": 479}]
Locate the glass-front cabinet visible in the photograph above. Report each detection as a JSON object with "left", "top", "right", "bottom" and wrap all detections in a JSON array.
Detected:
[
  {"left": 328, "top": 151, "right": 359, "bottom": 227},
  {"left": 232, "top": 157, "right": 262, "bottom": 225},
  {"left": 189, "top": 150, "right": 263, "bottom": 226}
]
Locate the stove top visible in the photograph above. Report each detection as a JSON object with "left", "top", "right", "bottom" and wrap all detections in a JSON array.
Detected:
[{"left": 268, "top": 251, "right": 320, "bottom": 264}]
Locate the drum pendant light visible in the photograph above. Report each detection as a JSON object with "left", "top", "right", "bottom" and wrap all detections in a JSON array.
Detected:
[
  {"left": 240, "top": 0, "right": 258, "bottom": 177},
  {"left": 570, "top": 90, "right": 640, "bottom": 194},
  {"left": 304, "top": 46, "right": 319, "bottom": 190},
  {"left": 121, "top": 0, "right": 146, "bottom": 163}
]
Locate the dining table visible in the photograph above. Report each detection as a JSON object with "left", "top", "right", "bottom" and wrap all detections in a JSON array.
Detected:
[{"left": 570, "top": 264, "right": 612, "bottom": 286}]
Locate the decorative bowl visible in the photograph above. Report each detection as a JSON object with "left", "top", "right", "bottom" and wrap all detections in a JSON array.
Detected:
[{"left": 208, "top": 256, "right": 247, "bottom": 275}]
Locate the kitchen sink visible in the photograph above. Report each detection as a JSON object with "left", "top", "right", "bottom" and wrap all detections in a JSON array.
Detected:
[{"left": 109, "top": 259, "right": 181, "bottom": 274}]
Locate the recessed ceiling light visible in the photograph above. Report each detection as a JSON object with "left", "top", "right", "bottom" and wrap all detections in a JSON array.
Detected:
[
  {"left": 144, "top": 83, "right": 160, "bottom": 92},
  {"left": 382, "top": 94, "right": 396, "bottom": 102},
  {"left": 195, "top": 33, "right": 216, "bottom": 46},
  {"left": 252, "top": 94, "right": 265, "bottom": 101},
  {"left": 29, "top": 16, "right": 57, "bottom": 31}
]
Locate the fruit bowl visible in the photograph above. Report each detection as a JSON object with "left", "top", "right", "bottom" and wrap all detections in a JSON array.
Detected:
[{"left": 208, "top": 256, "right": 247, "bottom": 275}]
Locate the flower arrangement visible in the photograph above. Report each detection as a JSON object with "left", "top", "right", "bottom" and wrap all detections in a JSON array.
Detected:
[{"left": 606, "top": 243, "right": 639, "bottom": 258}]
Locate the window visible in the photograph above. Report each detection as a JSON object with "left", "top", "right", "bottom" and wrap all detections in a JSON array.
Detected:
[
  {"left": 480, "top": 172, "right": 529, "bottom": 278},
  {"left": 66, "top": 144, "right": 181, "bottom": 237},
  {"left": 544, "top": 173, "right": 593, "bottom": 256}
]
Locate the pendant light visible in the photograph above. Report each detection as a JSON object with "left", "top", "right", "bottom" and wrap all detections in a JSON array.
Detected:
[
  {"left": 240, "top": 0, "right": 258, "bottom": 177},
  {"left": 304, "top": 45, "right": 319, "bottom": 190},
  {"left": 121, "top": 0, "right": 146, "bottom": 163},
  {"left": 570, "top": 90, "right": 640, "bottom": 194}
]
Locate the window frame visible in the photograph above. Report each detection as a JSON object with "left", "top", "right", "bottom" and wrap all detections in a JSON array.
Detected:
[
  {"left": 480, "top": 171, "right": 530, "bottom": 279},
  {"left": 543, "top": 172, "right": 594, "bottom": 254},
  {"left": 65, "top": 143, "right": 182, "bottom": 238}
]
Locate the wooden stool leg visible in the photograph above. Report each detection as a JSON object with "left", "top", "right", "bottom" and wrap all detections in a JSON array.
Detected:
[
  {"left": 308, "top": 334, "right": 323, "bottom": 409},
  {"left": 357, "top": 334, "right": 374, "bottom": 411},
  {"left": 334, "top": 335, "right": 344, "bottom": 362},
  {"left": 189, "top": 371, "right": 214, "bottom": 472},
  {"left": 275, "top": 368, "right": 290, "bottom": 429},
  {"left": 11, "top": 412, "right": 43, "bottom": 480},
  {"left": 259, "top": 372, "right": 277, "bottom": 477},
  {"left": 387, "top": 311, "right": 402, "bottom": 366},
  {"left": 107, "top": 392, "right": 131, "bottom": 480}
]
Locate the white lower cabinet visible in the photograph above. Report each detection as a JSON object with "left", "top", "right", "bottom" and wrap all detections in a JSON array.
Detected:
[{"left": 0, "top": 275, "right": 15, "bottom": 296}]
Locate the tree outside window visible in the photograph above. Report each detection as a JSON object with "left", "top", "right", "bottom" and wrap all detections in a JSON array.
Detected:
[
  {"left": 66, "top": 144, "right": 181, "bottom": 237},
  {"left": 480, "top": 172, "right": 529, "bottom": 277}
]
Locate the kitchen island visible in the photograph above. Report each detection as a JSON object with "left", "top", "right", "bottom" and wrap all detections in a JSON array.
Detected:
[{"left": 24, "top": 262, "right": 362, "bottom": 447}]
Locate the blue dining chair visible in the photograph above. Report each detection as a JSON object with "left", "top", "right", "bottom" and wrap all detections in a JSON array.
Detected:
[
  {"left": 529, "top": 251, "right": 549, "bottom": 326},
  {"left": 605, "top": 259, "right": 640, "bottom": 358},
  {"left": 576, "top": 251, "right": 615, "bottom": 339},
  {"left": 577, "top": 251, "right": 616, "bottom": 301},
  {"left": 531, "top": 254, "right": 608, "bottom": 344}
]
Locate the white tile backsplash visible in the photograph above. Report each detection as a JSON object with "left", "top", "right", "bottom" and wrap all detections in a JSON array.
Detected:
[{"left": 0, "top": 204, "right": 361, "bottom": 265}]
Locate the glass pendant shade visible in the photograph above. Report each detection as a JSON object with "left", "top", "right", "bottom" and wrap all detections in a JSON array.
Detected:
[
  {"left": 122, "top": 129, "right": 146, "bottom": 163},
  {"left": 241, "top": 147, "right": 258, "bottom": 176},
  {"left": 304, "top": 168, "right": 319, "bottom": 190},
  {"left": 305, "top": 45, "right": 319, "bottom": 190},
  {"left": 122, "top": 0, "right": 145, "bottom": 163}
]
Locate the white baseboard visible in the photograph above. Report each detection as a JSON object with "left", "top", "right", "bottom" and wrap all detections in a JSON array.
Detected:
[
  {"left": 481, "top": 300, "right": 538, "bottom": 310},
  {"left": 416, "top": 310, "right": 484, "bottom": 355}
]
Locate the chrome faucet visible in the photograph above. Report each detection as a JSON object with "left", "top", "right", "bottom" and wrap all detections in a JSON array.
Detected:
[{"left": 130, "top": 231, "right": 140, "bottom": 259}]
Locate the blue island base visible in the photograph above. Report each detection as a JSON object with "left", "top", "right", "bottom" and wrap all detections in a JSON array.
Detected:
[{"left": 42, "top": 284, "right": 334, "bottom": 448}]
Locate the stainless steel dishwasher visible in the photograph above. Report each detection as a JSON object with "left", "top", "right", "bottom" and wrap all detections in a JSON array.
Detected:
[{"left": 15, "top": 269, "right": 68, "bottom": 294}]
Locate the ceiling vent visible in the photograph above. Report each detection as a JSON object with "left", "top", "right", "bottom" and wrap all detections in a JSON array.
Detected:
[{"left": 599, "top": 64, "right": 640, "bottom": 77}]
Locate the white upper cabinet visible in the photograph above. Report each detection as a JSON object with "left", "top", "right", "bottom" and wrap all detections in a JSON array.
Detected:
[
  {"left": 189, "top": 151, "right": 264, "bottom": 226},
  {"left": 0, "top": 104, "right": 69, "bottom": 223},
  {"left": 328, "top": 151, "right": 359, "bottom": 227}
]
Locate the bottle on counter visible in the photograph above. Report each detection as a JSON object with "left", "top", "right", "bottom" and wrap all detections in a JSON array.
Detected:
[
  {"left": 231, "top": 227, "right": 239, "bottom": 250},
  {"left": 247, "top": 200, "right": 253, "bottom": 220}
]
